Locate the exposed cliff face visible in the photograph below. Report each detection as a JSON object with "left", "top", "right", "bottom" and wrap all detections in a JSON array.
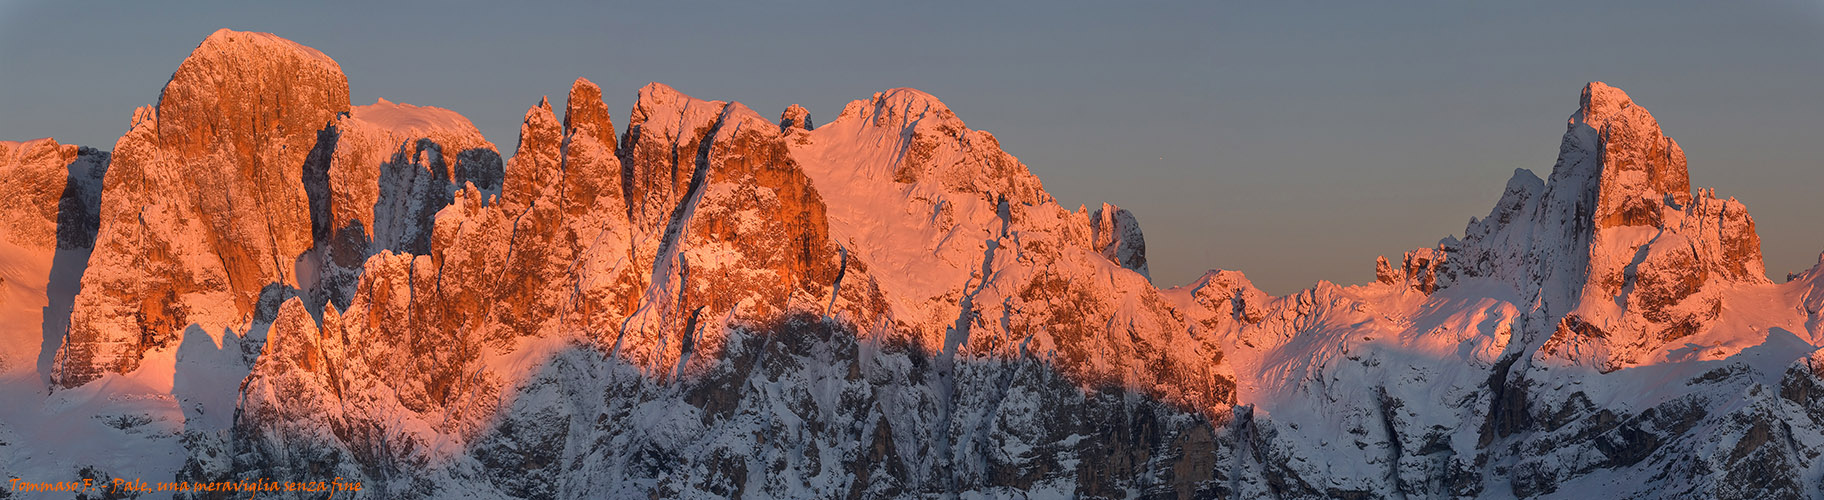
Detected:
[
  {"left": 1, "top": 139, "right": 107, "bottom": 251},
  {"left": 0, "top": 139, "right": 77, "bottom": 251},
  {"left": 6, "top": 31, "right": 1824, "bottom": 500},
  {"left": 55, "top": 29, "right": 352, "bottom": 387},
  {"left": 309, "top": 97, "right": 504, "bottom": 312}
]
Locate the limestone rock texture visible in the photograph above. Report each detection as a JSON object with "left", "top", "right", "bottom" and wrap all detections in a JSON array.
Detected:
[
  {"left": 55, "top": 29, "right": 351, "bottom": 386},
  {"left": 4, "top": 31, "right": 1823, "bottom": 500},
  {"left": 1, "top": 138, "right": 81, "bottom": 251}
]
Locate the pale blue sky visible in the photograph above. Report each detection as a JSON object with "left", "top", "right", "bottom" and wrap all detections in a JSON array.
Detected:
[{"left": 3, "top": 1, "right": 1820, "bottom": 294}]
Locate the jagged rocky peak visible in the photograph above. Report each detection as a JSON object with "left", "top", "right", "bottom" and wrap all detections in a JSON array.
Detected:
[
  {"left": 1177, "top": 269, "right": 1271, "bottom": 324},
  {"left": 332, "top": 96, "right": 501, "bottom": 247},
  {"left": 309, "top": 93, "right": 502, "bottom": 316},
  {"left": 1448, "top": 82, "right": 1765, "bottom": 291},
  {"left": 1433, "top": 81, "right": 1775, "bottom": 371},
  {"left": 563, "top": 77, "right": 616, "bottom": 151},
  {"left": 1089, "top": 202, "right": 1149, "bottom": 279},
  {"left": 1571, "top": 81, "right": 1692, "bottom": 229},
  {"left": 1565, "top": 82, "right": 1766, "bottom": 290},
  {"left": 779, "top": 103, "right": 813, "bottom": 131},
  {"left": 14, "top": 29, "right": 1824, "bottom": 498},
  {"left": 556, "top": 77, "right": 625, "bottom": 219},
  {"left": 628, "top": 82, "right": 726, "bottom": 132},
  {"left": 840, "top": 87, "right": 957, "bottom": 126},
  {"left": 1375, "top": 247, "right": 1444, "bottom": 294},
  {"left": 502, "top": 96, "right": 564, "bottom": 207},
  {"left": 622, "top": 82, "right": 729, "bottom": 227}
]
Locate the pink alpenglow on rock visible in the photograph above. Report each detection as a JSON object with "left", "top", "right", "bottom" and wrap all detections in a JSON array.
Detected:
[{"left": 2, "top": 30, "right": 1820, "bottom": 499}]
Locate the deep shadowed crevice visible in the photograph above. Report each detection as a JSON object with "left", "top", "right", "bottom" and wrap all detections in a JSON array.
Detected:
[
  {"left": 375, "top": 141, "right": 446, "bottom": 256},
  {"left": 652, "top": 108, "right": 728, "bottom": 270},
  {"left": 303, "top": 124, "right": 340, "bottom": 247},
  {"left": 1479, "top": 352, "right": 1532, "bottom": 448},
  {"left": 38, "top": 147, "right": 109, "bottom": 385},
  {"left": 617, "top": 124, "right": 641, "bottom": 223},
  {"left": 54, "top": 147, "right": 110, "bottom": 249},
  {"left": 298, "top": 123, "right": 342, "bottom": 316}
]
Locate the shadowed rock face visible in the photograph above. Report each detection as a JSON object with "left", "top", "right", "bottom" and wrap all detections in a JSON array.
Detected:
[
  {"left": 13, "top": 30, "right": 1824, "bottom": 500},
  {"left": 1091, "top": 202, "right": 1150, "bottom": 279},
  {"left": 779, "top": 103, "right": 813, "bottom": 131}
]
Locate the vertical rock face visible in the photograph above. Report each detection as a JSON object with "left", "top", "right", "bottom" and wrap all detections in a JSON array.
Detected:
[
  {"left": 1090, "top": 202, "right": 1149, "bottom": 279},
  {"left": 557, "top": 77, "right": 639, "bottom": 339},
  {"left": 621, "top": 83, "right": 727, "bottom": 232},
  {"left": 313, "top": 97, "right": 502, "bottom": 310},
  {"left": 1571, "top": 83, "right": 1764, "bottom": 303},
  {"left": 502, "top": 97, "right": 566, "bottom": 210},
  {"left": 56, "top": 29, "right": 352, "bottom": 387},
  {"left": 1375, "top": 247, "right": 1443, "bottom": 294},
  {"left": 1578, "top": 82, "right": 1691, "bottom": 229},
  {"left": 14, "top": 31, "right": 1824, "bottom": 500},
  {"left": 329, "top": 97, "right": 501, "bottom": 255},
  {"left": 564, "top": 77, "right": 617, "bottom": 152}
]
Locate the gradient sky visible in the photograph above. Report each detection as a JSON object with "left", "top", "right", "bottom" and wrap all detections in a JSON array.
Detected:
[{"left": 3, "top": 1, "right": 1820, "bottom": 294}]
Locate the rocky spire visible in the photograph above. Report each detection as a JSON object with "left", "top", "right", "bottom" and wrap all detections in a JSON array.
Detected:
[
  {"left": 1090, "top": 202, "right": 1149, "bottom": 279},
  {"left": 558, "top": 77, "right": 626, "bottom": 220},
  {"left": 779, "top": 104, "right": 813, "bottom": 131},
  {"left": 502, "top": 96, "right": 564, "bottom": 208},
  {"left": 1573, "top": 82, "right": 1691, "bottom": 229},
  {"left": 1440, "top": 81, "right": 1769, "bottom": 372},
  {"left": 623, "top": 82, "right": 727, "bottom": 231},
  {"left": 564, "top": 77, "right": 616, "bottom": 152}
]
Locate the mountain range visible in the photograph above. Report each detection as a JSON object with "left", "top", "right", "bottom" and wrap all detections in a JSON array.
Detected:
[{"left": 1, "top": 29, "right": 1821, "bottom": 499}]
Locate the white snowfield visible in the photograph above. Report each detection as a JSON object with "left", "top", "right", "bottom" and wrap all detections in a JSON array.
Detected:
[{"left": 0, "top": 30, "right": 1820, "bottom": 499}]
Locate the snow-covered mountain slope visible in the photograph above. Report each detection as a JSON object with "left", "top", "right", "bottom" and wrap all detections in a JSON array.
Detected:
[{"left": 2, "top": 30, "right": 1822, "bottom": 499}]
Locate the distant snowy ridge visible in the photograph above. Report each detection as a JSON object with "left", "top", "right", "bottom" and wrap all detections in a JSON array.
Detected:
[{"left": 0, "top": 30, "right": 1820, "bottom": 499}]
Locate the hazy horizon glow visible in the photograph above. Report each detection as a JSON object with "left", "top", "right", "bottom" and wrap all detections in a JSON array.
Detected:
[{"left": 3, "top": 1, "right": 1820, "bottom": 295}]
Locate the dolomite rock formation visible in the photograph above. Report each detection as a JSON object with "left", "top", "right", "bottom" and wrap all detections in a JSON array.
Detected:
[
  {"left": 309, "top": 97, "right": 503, "bottom": 311},
  {"left": 0, "top": 138, "right": 106, "bottom": 251},
  {"left": 55, "top": 29, "right": 351, "bottom": 386},
  {"left": 5, "top": 31, "right": 1824, "bottom": 500},
  {"left": 1438, "top": 82, "right": 1769, "bottom": 372},
  {"left": 1090, "top": 202, "right": 1150, "bottom": 279},
  {"left": 780, "top": 103, "right": 813, "bottom": 131}
]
